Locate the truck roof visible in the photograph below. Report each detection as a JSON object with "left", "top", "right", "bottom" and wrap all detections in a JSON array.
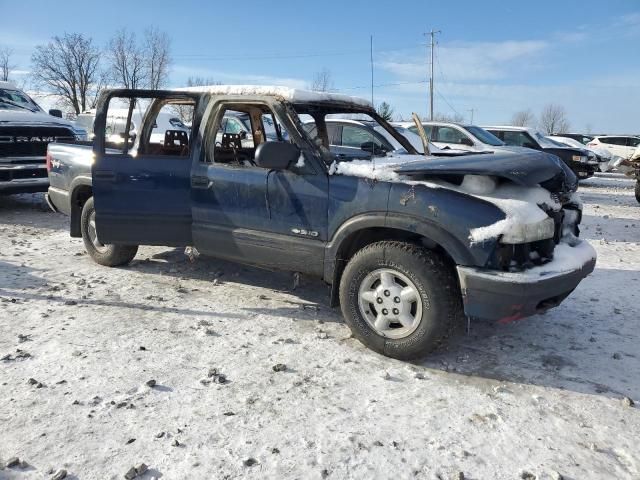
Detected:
[{"left": 177, "top": 84, "right": 372, "bottom": 108}]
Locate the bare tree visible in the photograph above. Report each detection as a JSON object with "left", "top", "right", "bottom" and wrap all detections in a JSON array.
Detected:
[
  {"left": 376, "top": 101, "right": 394, "bottom": 121},
  {"left": 31, "top": 33, "right": 104, "bottom": 114},
  {"left": 539, "top": 104, "right": 570, "bottom": 134},
  {"left": 1, "top": 46, "right": 16, "bottom": 81},
  {"left": 107, "top": 29, "right": 146, "bottom": 89},
  {"left": 511, "top": 109, "right": 536, "bottom": 127},
  {"left": 311, "top": 68, "right": 333, "bottom": 92},
  {"left": 144, "top": 27, "right": 171, "bottom": 90}
]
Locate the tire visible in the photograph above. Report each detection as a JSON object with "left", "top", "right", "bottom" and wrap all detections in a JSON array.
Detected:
[
  {"left": 80, "top": 197, "right": 138, "bottom": 267},
  {"left": 635, "top": 180, "right": 640, "bottom": 204},
  {"left": 339, "top": 241, "right": 463, "bottom": 360}
]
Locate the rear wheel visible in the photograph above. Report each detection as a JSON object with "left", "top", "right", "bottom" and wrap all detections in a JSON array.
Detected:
[
  {"left": 635, "top": 180, "right": 640, "bottom": 204},
  {"left": 339, "top": 241, "right": 463, "bottom": 360},
  {"left": 80, "top": 197, "right": 138, "bottom": 266}
]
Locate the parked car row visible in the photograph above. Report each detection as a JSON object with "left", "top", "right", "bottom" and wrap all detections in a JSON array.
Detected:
[
  {"left": 483, "top": 126, "right": 602, "bottom": 179},
  {"left": 392, "top": 120, "right": 602, "bottom": 180}
]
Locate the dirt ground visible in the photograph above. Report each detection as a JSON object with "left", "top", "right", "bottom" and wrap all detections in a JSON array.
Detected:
[{"left": 1, "top": 173, "right": 639, "bottom": 480}]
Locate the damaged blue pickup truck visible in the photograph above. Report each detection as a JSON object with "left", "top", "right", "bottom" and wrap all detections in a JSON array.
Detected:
[{"left": 46, "top": 86, "right": 596, "bottom": 359}]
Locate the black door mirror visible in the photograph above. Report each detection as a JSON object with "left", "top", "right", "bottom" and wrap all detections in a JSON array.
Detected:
[
  {"left": 523, "top": 142, "right": 539, "bottom": 149},
  {"left": 459, "top": 137, "right": 474, "bottom": 146},
  {"left": 49, "top": 109, "right": 63, "bottom": 118},
  {"left": 254, "top": 141, "right": 299, "bottom": 170},
  {"left": 360, "top": 141, "right": 386, "bottom": 155}
]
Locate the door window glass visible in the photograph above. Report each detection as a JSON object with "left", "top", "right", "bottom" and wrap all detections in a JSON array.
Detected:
[
  {"left": 502, "top": 130, "right": 537, "bottom": 148},
  {"left": 434, "top": 126, "right": 468, "bottom": 144},
  {"left": 341, "top": 124, "right": 383, "bottom": 149}
]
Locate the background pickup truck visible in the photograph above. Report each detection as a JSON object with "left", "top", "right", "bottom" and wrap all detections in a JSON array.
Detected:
[
  {"left": 47, "top": 86, "right": 596, "bottom": 359},
  {"left": 1, "top": 81, "right": 86, "bottom": 194}
]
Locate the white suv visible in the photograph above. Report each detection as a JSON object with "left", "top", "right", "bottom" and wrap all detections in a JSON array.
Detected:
[{"left": 587, "top": 135, "right": 640, "bottom": 160}]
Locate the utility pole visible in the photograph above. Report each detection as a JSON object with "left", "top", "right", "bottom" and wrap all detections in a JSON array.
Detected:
[
  {"left": 425, "top": 29, "right": 440, "bottom": 120},
  {"left": 370, "top": 35, "right": 374, "bottom": 107},
  {"left": 468, "top": 108, "right": 475, "bottom": 124}
]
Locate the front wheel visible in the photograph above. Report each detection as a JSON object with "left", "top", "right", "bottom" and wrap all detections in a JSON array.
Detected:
[
  {"left": 80, "top": 197, "right": 138, "bottom": 267},
  {"left": 339, "top": 241, "right": 463, "bottom": 360}
]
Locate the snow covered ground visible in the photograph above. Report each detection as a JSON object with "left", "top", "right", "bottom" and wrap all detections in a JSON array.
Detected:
[{"left": 1, "top": 173, "right": 639, "bottom": 479}]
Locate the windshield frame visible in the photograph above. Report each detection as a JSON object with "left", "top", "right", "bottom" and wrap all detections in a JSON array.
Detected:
[{"left": 290, "top": 102, "right": 419, "bottom": 158}]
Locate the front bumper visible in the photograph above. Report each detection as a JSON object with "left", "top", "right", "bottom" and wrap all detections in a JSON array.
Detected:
[
  {"left": 570, "top": 162, "right": 596, "bottom": 179},
  {"left": 0, "top": 160, "right": 48, "bottom": 194},
  {"left": 457, "top": 252, "right": 596, "bottom": 323}
]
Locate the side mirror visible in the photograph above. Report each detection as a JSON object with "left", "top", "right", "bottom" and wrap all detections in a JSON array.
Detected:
[
  {"left": 360, "top": 141, "right": 386, "bottom": 155},
  {"left": 523, "top": 142, "right": 539, "bottom": 149},
  {"left": 459, "top": 138, "right": 473, "bottom": 146},
  {"left": 254, "top": 141, "right": 299, "bottom": 170},
  {"left": 49, "top": 109, "right": 63, "bottom": 118}
]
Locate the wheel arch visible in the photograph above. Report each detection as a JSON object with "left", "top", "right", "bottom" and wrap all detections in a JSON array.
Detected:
[
  {"left": 325, "top": 214, "right": 474, "bottom": 307},
  {"left": 69, "top": 177, "right": 93, "bottom": 238}
]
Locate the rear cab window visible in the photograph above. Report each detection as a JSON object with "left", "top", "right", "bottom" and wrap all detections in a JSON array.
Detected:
[{"left": 98, "top": 92, "right": 197, "bottom": 157}]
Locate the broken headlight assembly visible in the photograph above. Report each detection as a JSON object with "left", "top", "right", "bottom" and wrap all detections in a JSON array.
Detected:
[{"left": 499, "top": 217, "right": 555, "bottom": 244}]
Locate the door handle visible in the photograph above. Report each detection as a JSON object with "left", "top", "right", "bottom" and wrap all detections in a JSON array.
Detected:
[
  {"left": 95, "top": 170, "right": 116, "bottom": 181},
  {"left": 191, "top": 176, "right": 212, "bottom": 188}
]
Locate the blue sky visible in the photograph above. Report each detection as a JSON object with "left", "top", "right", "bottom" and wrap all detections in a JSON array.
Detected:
[{"left": 2, "top": 0, "right": 639, "bottom": 132}]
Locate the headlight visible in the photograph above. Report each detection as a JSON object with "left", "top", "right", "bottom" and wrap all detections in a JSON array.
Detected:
[
  {"left": 72, "top": 127, "right": 88, "bottom": 141},
  {"left": 500, "top": 217, "right": 555, "bottom": 244},
  {"left": 572, "top": 154, "right": 589, "bottom": 163}
]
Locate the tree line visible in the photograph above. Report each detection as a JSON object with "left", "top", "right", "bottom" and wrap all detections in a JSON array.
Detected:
[{"left": 1, "top": 28, "right": 171, "bottom": 115}]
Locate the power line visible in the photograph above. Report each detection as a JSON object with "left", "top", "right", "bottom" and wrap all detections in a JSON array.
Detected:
[
  {"left": 172, "top": 44, "right": 424, "bottom": 62},
  {"left": 436, "top": 89, "right": 463, "bottom": 118},
  {"left": 338, "top": 79, "right": 429, "bottom": 91}
]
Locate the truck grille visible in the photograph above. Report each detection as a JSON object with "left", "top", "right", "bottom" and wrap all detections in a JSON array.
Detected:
[{"left": 0, "top": 126, "right": 75, "bottom": 159}]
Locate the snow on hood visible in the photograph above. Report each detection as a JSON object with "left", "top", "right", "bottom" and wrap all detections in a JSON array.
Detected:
[
  {"left": 330, "top": 152, "right": 566, "bottom": 243},
  {"left": 177, "top": 85, "right": 372, "bottom": 108},
  {"left": 0, "top": 108, "right": 76, "bottom": 128}
]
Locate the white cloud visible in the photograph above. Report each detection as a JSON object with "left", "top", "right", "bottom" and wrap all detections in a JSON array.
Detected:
[
  {"left": 618, "top": 12, "right": 640, "bottom": 26},
  {"left": 377, "top": 40, "right": 548, "bottom": 83}
]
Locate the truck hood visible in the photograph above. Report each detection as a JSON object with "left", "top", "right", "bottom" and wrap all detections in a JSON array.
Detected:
[
  {"left": 0, "top": 109, "right": 75, "bottom": 129},
  {"left": 393, "top": 150, "right": 575, "bottom": 190}
]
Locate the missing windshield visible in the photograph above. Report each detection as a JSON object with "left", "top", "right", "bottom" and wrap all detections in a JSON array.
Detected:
[{"left": 293, "top": 105, "right": 417, "bottom": 163}]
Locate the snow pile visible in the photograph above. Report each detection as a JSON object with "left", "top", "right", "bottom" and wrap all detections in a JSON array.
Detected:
[
  {"left": 466, "top": 184, "right": 559, "bottom": 243},
  {"left": 331, "top": 157, "right": 409, "bottom": 182},
  {"left": 482, "top": 238, "right": 596, "bottom": 282},
  {"left": 520, "top": 239, "right": 596, "bottom": 278},
  {"left": 460, "top": 174, "right": 497, "bottom": 194},
  {"left": 178, "top": 85, "right": 372, "bottom": 107}
]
